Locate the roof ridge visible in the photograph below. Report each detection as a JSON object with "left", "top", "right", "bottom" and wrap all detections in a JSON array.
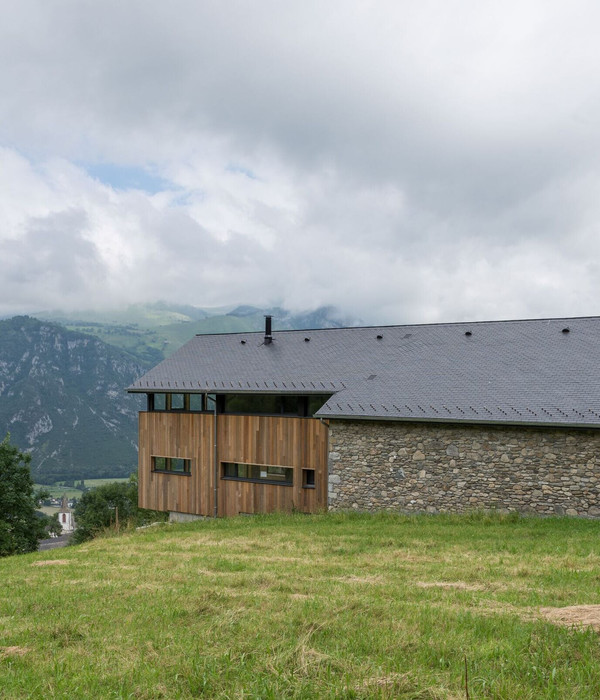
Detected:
[{"left": 195, "top": 315, "right": 600, "bottom": 337}]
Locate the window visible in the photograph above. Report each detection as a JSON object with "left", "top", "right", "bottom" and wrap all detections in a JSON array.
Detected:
[
  {"left": 302, "top": 469, "right": 315, "bottom": 488},
  {"left": 148, "top": 393, "right": 205, "bottom": 412},
  {"left": 221, "top": 394, "right": 332, "bottom": 416},
  {"left": 306, "top": 395, "right": 331, "bottom": 416},
  {"left": 152, "top": 456, "right": 191, "bottom": 475},
  {"left": 224, "top": 395, "right": 291, "bottom": 415},
  {"left": 222, "top": 462, "right": 293, "bottom": 486},
  {"left": 146, "top": 392, "right": 332, "bottom": 415},
  {"left": 170, "top": 393, "right": 185, "bottom": 410},
  {"left": 153, "top": 393, "right": 167, "bottom": 410},
  {"left": 189, "top": 394, "right": 204, "bottom": 411}
]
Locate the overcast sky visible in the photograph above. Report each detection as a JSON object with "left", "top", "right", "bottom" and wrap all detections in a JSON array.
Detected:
[{"left": 1, "top": 1, "right": 600, "bottom": 324}]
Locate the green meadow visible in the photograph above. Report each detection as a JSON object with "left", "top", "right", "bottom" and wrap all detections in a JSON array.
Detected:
[
  {"left": 36, "top": 478, "right": 130, "bottom": 499},
  {"left": 2, "top": 512, "right": 600, "bottom": 698}
]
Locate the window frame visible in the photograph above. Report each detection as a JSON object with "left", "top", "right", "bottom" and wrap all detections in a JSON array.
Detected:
[
  {"left": 146, "top": 392, "right": 331, "bottom": 416},
  {"left": 302, "top": 468, "right": 316, "bottom": 489},
  {"left": 152, "top": 456, "right": 192, "bottom": 476},
  {"left": 147, "top": 393, "right": 206, "bottom": 412},
  {"left": 221, "top": 461, "right": 294, "bottom": 487},
  {"left": 220, "top": 393, "right": 332, "bottom": 417}
]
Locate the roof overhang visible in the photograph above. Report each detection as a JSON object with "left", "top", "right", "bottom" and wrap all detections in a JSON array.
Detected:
[{"left": 319, "top": 413, "right": 600, "bottom": 430}]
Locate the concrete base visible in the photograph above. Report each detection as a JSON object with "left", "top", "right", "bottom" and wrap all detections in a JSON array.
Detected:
[{"left": 169, "top": 511, "right": 207, "bottom": 523}]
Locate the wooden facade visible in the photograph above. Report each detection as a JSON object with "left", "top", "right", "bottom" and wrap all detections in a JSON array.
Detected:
[{"left": 138, "top": 412, "right": 329, "bottom": 517}]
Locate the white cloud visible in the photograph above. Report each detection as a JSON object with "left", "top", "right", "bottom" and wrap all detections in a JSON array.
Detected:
[{"left": 1, "top": 1, "right": 600, "bottom": 322}]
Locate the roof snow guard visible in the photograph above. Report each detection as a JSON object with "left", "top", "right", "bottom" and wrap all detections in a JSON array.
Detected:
[{"left": 127, "top": 316, "right": 600, "bottom": 428}]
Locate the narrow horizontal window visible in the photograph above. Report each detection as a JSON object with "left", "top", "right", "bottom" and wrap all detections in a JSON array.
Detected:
[
  {"left": 222, "top": 394, "right": 302, "bottom": 416},
  {"left": 219, "top": 393, "right": 333, "bottom": 416},
  {"left": 221, "top": 462, "right": 293, "bottom": 486},
  {"left": 152, "top": 456, "right": 191, "bottom": 475},
  {"left": 148, "top": 393, "right": 211, "bottom": 412}
]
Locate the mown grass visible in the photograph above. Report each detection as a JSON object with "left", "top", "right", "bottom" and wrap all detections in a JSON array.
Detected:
[
  {"left": 82, "top": 478, "right": 130, "bottom": 488},
  {"left": 2, "top": 512, "right": 600, "bottom": 698}
]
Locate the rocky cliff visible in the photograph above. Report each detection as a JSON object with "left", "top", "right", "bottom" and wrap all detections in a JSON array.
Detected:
[{"left": 0, "top": 316, "right": 144, "bottom": 483}]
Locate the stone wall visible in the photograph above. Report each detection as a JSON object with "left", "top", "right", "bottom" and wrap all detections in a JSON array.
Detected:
[{"left": 327, "top": 420, "right": 600, "bottom": 517}]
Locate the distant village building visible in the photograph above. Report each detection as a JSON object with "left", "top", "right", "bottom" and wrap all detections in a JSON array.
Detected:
[{"left": 58, "top": 494, "right": 75, "bottom": 533}]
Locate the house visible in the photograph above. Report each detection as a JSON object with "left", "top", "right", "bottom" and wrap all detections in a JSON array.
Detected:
[{"left": 128, "top": 315, "right": 600, "bottom": 519}]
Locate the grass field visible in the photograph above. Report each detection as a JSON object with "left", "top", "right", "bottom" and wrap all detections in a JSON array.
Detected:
[
  {"left": 2, "top": 512, "right": 600, "bottom": 698},
  {"left": 35, "top": 478, "right": 130, "bottom": 502},
  {"left": 34, "top": 484, "right": 81, "bottom": 501},
  {"left": 82, "top": 478, "right": 130, "bottom": 488}
]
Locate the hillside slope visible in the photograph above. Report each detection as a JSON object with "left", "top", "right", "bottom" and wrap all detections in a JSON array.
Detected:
[
  {"left": 38, "top": 303, "right": 357, "bottom": 363},
  {"left": 2, "top": 513, "right": 600, "bottom": 698},
  {"left": 0, "top": 316, "right": 144, "bottom": 483}
]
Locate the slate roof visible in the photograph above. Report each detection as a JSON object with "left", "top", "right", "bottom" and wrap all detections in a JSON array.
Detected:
[{"left": 127, "top": 316, "right": 600, "bottom": 428}]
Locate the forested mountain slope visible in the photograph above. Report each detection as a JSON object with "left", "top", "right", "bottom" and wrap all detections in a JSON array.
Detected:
[
  {"left": 0, "top": 316, "right": 144, "bottom": 483},
  {"left": 0, "top": 306, "right": 356, "bottom": 483}
]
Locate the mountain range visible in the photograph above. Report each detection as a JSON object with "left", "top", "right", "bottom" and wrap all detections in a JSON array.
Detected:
[
  {"left": 37, "top": 303, "right": 357, "bottom": 365},
  {"left": 0, "top": 304, "right": 354, "bottom": 483}
]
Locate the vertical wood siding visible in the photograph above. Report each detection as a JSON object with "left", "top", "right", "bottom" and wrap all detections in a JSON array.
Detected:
[
  {"left": 138, "top": 412, "right": 215, "bottom": 516},
  {"left": 217, "top": 415, "right": 328, "bottom": 516},
  {"left": 137, "top": 412, "right": 328, "bottom": 516}
]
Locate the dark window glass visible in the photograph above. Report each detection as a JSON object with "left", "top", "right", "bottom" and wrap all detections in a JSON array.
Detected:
[
  {"left": 307, "top": 395, "right": 331, "bottom": 416},
  {"left": 152, "top": 456, "right": 191, "bottom": 474},
  {"left": 171, "top": 393, "right": 185, "bottom": 410},
  {"left": 263, "top": 466, "right": 290, "bottom": 482},
  {"left": 221, "top": 394, "right": 332, "bottom": 416},
  {"left": 302, "top": 469, "right": 315, "bottom": 488},
  {"left": 206, "top": 394, "right": 217, "bottom": 411},
  {"left": 221, "top": 462, "right": 293, "bottom": 485},
  {"left": 189, "top": 394, "right": 203, "bottom": 411},
  {"left": 222, "top": 394, "right": 301, "bottom": 415},
  {"left": 154, "top": 394, "right": 167, "bottom": 411},
  {"left": 280, "top": 395, "right": 300, "bottom": 414},
  {"left": 224, "top": 395, "right": 280, "bottom": 414}
]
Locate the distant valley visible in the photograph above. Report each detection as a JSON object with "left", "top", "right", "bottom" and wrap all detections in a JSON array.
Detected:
[
  {"left": 37, "top": 302, "right": 357, "bottom": 366},
  {"left": 0, "top": 303, "right": 354, "bottom": 484}
]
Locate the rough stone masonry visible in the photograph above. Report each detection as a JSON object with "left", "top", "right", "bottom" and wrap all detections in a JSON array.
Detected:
[{"left": 327, "top": 420, "right": 600, "bottom": 517}]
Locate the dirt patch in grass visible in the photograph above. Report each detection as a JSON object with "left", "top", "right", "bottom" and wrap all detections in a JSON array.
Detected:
[
  {"left": 0, "top": 646, "right": 29, "bottom": 658},
  {"left": 540, "top": 605, "right": 600, "bottom": 632},
  {"left": 31, "top": 559, "right": 69, "bottom": 567}
]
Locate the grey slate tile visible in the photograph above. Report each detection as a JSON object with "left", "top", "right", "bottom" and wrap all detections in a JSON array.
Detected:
[{"left": 128, "top": 317, "right": 600, "bottom": 427}]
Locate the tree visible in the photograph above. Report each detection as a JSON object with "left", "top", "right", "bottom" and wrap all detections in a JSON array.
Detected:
[
  {"left": 46, "top": 513, "right": 63, "bottom": 538},
  {"left": 71, "top": 475, "right": 166, "bottom": 544},
  {"left": 0, "top": 434, "right": 47, "bottom": 556}
]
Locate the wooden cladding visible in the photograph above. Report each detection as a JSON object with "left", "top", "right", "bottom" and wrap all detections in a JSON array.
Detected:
[
  {"left": 217, "top": 415, "right": 328, "bottom": 516},
  {"left": 137, "top": 412, "right": 328, "bottom": 517},
  {"left": 138, "top": 412, "right": 215, "bottom": 516}
]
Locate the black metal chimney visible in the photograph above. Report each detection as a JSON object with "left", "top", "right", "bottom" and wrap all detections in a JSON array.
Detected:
[{"left": 264, "top": 315, "right": 273, "bottom": 345}]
